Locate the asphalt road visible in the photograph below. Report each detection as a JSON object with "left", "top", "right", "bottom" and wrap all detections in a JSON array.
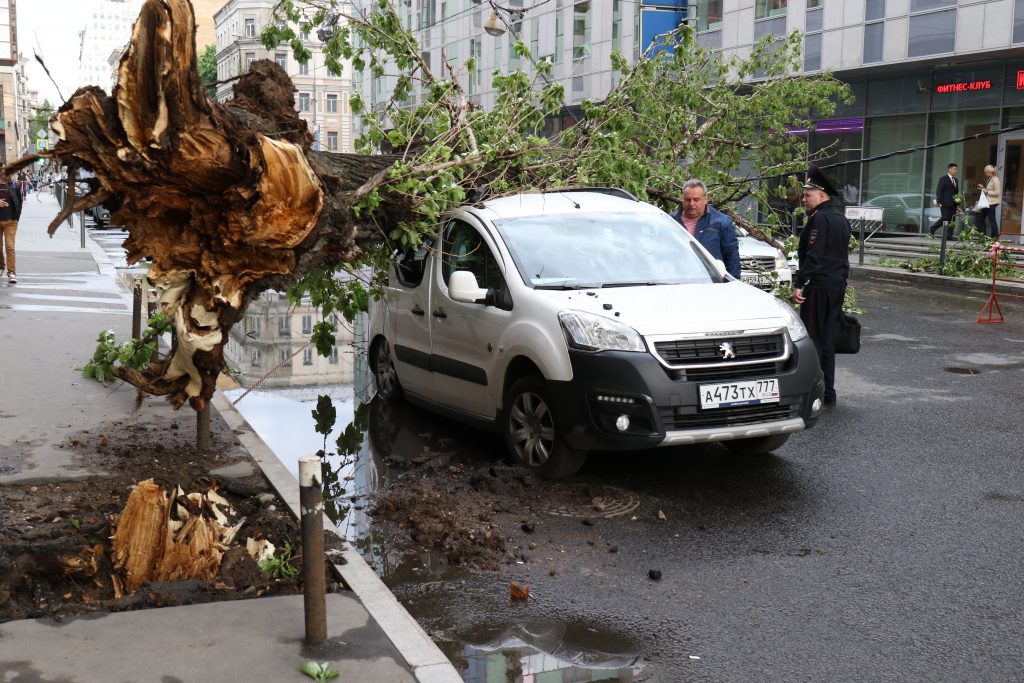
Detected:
[{"left": 374, "top": 271, "right": 1024, "bottom": 682}]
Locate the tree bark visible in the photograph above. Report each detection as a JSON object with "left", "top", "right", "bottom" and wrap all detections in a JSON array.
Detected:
[{"left": 32, "top": 0, "right": 409, "bottom": 411}]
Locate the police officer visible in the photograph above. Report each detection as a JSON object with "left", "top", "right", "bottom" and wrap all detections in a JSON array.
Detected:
[{"left": 792, "top": 167, "right": 851, "bottom": 406}]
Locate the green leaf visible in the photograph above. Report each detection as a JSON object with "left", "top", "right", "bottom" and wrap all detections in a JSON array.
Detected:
[{"left": 312, "top": 395, "right": 337, "bottom": 436}]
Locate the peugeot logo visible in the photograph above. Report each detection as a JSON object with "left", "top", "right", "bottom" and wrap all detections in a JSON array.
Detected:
[{"left": 719, "top": 341, "right": 736, "bottom": 360}]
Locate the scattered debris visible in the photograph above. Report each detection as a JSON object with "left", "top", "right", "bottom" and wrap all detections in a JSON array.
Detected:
[
  {"left": 657, "top": 510, "right": 667, "bottom": 521},
  {"left": 649, "top": 569, "right": 662, "bottom": 581},
  {"left": 511, "top": 582, "right": 530, "bottom": 601}
]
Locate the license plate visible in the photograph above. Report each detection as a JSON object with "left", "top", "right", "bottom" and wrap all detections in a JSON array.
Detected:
[
  {"left": 742, "top": 274, "right": 773, "bottom": 286},
  {"left": 700, "top": 379, "right": 780, "bottom": 409}
]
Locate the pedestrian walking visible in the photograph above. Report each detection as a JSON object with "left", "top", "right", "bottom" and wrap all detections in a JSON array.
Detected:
[
  {"left": 929, "top": 163, "right": 960, "bottom": 238},
  {"left": 975, "top": 165, "right": 1001, "bottom": 240},
  {"left": 792, "top": 167, "right": 851, "bottom": 406},
  {"left": 0, "top": 175, "right": 24, "bottom": 284},
  {"left": 670, "top": 179, "right": 741, "bottom": 278}
]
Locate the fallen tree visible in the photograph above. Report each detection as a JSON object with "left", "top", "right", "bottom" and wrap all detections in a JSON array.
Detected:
[{"left": 7, "top": 0, "right": 849, "bottom": 411}]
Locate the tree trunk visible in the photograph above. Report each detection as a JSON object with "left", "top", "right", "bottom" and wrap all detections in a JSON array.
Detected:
[{"left": 38, "top": 0, "right": 408, "bottom": 411}]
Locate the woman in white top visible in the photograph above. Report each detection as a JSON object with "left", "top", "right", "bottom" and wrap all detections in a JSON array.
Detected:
[{"left": 976, "top": 165, "right": 1002, "bottom": 239}]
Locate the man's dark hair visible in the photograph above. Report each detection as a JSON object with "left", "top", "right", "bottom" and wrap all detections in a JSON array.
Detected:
[{"left": 948, "top": 163, "right": 958, "bottom": 170}]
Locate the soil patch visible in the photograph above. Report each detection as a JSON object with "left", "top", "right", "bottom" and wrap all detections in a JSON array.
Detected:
[{"left": 0, "top": 411, "right": 339, "bottom": 622}]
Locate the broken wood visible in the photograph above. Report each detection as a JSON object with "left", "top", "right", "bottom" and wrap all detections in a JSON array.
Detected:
[
  {"left": 16, "top": 0, "right": 410, "bottom": 411},
  {"left": 110, "top": 478, "right": 246, "bottom": 597}
]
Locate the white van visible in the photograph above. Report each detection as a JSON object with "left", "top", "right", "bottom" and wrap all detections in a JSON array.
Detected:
[{"left": 368, "top": 189, "right": 825, "bottom": 479}]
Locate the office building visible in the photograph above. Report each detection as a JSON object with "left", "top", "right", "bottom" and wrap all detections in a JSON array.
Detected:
[
  {"left": 356, "top": 0, "right": 1024, "bottom": 241},
  {"left": 214, "top": 0, "right": 355, "bottom": 153},
  {"left": 79, "top": 0, "right": 143, "bottom": 92}
]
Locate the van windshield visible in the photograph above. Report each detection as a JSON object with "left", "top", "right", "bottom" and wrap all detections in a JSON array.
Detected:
[{"left": 495, "top": 212, "right": 719, "bottom": 288}]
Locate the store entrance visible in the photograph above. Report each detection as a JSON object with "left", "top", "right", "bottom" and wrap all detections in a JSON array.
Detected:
[{"left": 997, "top": 133, "right": 1024, "bottom": 241}]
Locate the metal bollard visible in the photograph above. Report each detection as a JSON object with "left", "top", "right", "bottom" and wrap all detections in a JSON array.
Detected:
[
  {"left": 79, "top": 211, "right": 86, "bottom": 247},
  {"left": 197, "top": 404, "right": 211, "bottom": 450},
  {"left": 132, "top": 279, "right": 143, "bottom": 340},
  {"left": 299, "top": 456, "right": 327, "bottom": 647}
]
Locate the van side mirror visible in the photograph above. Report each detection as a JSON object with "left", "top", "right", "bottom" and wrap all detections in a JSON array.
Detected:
[
  {"left": 449, "top": 270, "right": 490, "bottom": 304},
  {"left": 714, "top": 258, "right": 729, "bottom": 278}
]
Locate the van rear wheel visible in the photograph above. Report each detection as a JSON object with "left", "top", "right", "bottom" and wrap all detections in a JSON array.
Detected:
[
  {"left": 503, "top": 376, "right": 587, "bottom": 480},
  {"left": 372, "top": 338, "right": 403, "bottom": 401},
  {"left": 722, "top": 433, "right": 790, "bottom": 455}
]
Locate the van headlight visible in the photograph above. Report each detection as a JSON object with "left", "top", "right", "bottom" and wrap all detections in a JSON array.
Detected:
[
  {"left": 774, "top": 249, "right": 788, "bottom": 272},
  {"left": 776, "top": 299, "right": 808, "bottom": 342},
  {"left": 559, "top": 311, "right": 645, "bottom": 352}
]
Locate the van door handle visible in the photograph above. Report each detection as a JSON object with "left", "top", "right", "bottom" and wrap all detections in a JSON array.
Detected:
[
  {"left": 432, "top": 308, "right": 447, "bottom": 319},
  {"left": 411, "top": 305, "right": 425, "bottom": 316}
]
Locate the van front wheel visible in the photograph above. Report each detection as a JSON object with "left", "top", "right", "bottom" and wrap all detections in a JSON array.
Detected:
[{"left": 503, "top": 376, "right": 587, "bottom": 480}]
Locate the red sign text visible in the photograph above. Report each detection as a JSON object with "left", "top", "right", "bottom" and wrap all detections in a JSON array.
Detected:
[{"left": 934, "top": 80, "right": 992, "bottom": 94}]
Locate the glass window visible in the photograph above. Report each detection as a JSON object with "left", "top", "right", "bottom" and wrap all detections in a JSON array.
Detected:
[
  {"left": 279, "top": 348, "right": 291, "bottom": 365},
  {"left": 299, "top": 92, "right": 310, "bottom": 111},
  {"left": 441, "top": 221, "right": 507, "bottom": 292},
  {"left": 496, "top": 212, "right": 719, "bottom": 288},
  {"left": 329, "top": 346, "right": 339, "bottom": 365},
  {"left": 807, "top": 0, "right": 821, "bottom": 6},
  {"left": 327, "top": 132, "right": 338, "bottom": 151},
  {"left": 326, "top": 94, "right": 338, "bottom": 112},
  {"left": 806, "top": 7, "right": 822, "bottom": 32},
  {"left": 866, "top": 0, "right": 885, "bottom": 22},
  {"left": 908, "top": 9, "right": 955, "bottom": 58},
  {"left": 910, "top": 0, "right": 953, "bottom": 11},
  {"left": 531, "top": 17, "right": 540, "bottom": 58},
  {"left": 613, "top": 0, "right": 622, "bottom": 50},
  {"left": 697, "top": 31, "right": 722, "bottom": 49},
  {"left": 755, "top": 0, "right": 787, "bottom": 19},
  {"left": 695, "top": 0, "right": 723, "bottom": 31},
  {"left": 573, "top": 2, "right": 591, "bottom": 59},
  {"left": 302, "top": 314, "right": 312, "bottom": 334},
  {"left": 251, "top": 348, "right": 261, "bottom": 367},
  {"left": 754, "top": 16, "right": 786, "bottom": 39},
  {"left": 866, "top": 75, "right": 930, "bottom": 115},
  {"left": 303, "top": 348, "right": 313, "bottom": 366},
  {"left": 926, "top": 109, "right": 999, "bottom": 213},
  {"left": 809, "top": 119, "right": 864, "bottom": 208},
  {"left": 804, "top": 32, "right": 821, "bottom": 71},
  {"left": 278, "top": 315, "right": 289, "bottom": 335},
  {"left": 275, "top": 53, "right": 287, "bottom": 69},
  {"left": 864, "top": 22, "right": 884, "bottom": 63},
  {"left": 1016, "top": 0, "right": 1024, "bottom": 43},
  {"left": 244, "top": 17, "right": 256, "bottom": 37},
  {"left": 1004, "top": 62, "right": 1024, "bottom": 105},
  {"left": 299, "top": 60, "right": 309, "bottom": 75},
  {"left": 395, "top": 245, "right": 430, "bottom": 288},
  {"left": 245, "top": 52, "right": 256, "bottom": 71},
  {"left": 862, "top": 115, "right": 927, "bottom": 233},
  {"left": 931, "top": 65, "right": 1002, "bottom": 111},
  {"left": 555, "top": 9, "right": 564, "bottom": 63}
]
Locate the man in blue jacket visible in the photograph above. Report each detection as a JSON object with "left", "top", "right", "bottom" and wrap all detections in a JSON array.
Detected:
[{"left": 670, "top": 179, "right": 741, "bottom": 278}]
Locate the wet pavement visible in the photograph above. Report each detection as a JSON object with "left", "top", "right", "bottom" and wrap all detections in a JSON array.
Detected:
[{"left": 222, "top": 268, "right": 1024, "bottom": 682}]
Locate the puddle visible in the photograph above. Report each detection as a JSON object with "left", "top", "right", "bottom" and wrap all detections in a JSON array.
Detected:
[{"left": 442, "top": 621, "right": 645, "bottom": 682}]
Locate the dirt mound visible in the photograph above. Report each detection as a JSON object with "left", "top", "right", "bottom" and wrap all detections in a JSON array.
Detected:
[{"left": 0, "top": 413, "right": 337, "bottom": 623}]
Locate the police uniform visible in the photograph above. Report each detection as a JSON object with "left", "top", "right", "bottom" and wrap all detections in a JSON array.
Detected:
[{"left": 794, "top": 168, "right": 851, "bottom": 404}]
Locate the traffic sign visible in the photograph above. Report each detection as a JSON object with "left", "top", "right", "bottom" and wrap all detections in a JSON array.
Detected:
[
  {"left": 36, "top": 139, "right": 48, "bottom": 150},
  {"left": 36, "top": 128, "right": 47, "bottom": 139}
]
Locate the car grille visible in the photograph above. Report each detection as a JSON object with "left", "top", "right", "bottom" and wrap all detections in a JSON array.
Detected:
[
  {"left": 741, "top": 255, "right": 776, "bottom": 270},
  {"left": 659, "top": 398, "right": 801, "bottom": 430},
  {"left": 654, "top": 334, "right": 786, "bottom": 367},
  {"left": 675, "top": 361, "right": 782, "bottom": 383}
]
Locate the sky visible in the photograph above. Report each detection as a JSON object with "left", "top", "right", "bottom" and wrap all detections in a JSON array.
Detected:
[{"left": 18, "top": 1, "right": 102, "bottom": 107}]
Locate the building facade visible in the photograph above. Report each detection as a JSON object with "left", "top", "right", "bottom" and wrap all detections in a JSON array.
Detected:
[
  {"left": 355, "top": 0, "right": 1024, "bottom": 241},
  {"left": 0, "top": 0, "right": 17, "bottom": 164},
  {"left": 214, "top": 0, "right": 355, "bottom": 153},
  {"left": 78, "top": 0, "right": 143, "bottom": 92},
  {"left": 191, "top": 0, "right": 222, "bottom": 49}
]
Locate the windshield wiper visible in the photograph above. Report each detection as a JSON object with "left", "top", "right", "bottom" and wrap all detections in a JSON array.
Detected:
[
  {"left": 534, "top": 283, "right": 601, "bottom": 290},
  {"left": 601, "top": 281, "right": 664, "bottom": 288}
]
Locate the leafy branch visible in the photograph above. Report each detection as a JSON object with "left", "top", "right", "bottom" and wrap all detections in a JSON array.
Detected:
[{"left": 82, "top": 313, "right": 173, "bottom": 384}]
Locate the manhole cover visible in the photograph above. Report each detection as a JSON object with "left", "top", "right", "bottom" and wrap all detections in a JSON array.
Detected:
[
  {"left": 544, "top": 484, "right": 641, "bottom": 519},
  {"left": 945, "top": 367, "right": 980, "bottom": 375}
]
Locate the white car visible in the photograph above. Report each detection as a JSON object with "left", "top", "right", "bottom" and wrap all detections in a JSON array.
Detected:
[
  {"left": 736, "top": 226, "right": 792, "bottom": 291},
  {"left": 369, "top": 189, "right": 825, "bottom": 479}
]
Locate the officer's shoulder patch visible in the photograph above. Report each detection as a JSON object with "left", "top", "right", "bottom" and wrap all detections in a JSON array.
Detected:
[{"left": 808, "top": 228, "right": 819, "bottom": 245}]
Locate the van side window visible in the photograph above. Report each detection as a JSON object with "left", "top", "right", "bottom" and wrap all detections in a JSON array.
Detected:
[
  {"left": 441, "top": 221, "right": 505, "bottom": 291},
  {"left": 394, "top": 243, "right": 430, "bottom": 288}
]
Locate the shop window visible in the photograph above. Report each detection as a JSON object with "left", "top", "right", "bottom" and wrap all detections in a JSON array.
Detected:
[
  {"left": 862, "top": 114, "right": 927, "bottom": 233},
  {"left": 863, "top": 21, "right": 884, "bottom": 64},
  {"left": 908, "top": 9, "right": 955, "bottom": 58},
  {"left": 866, "top": 76, "right": 929, "bottom": 115},
  {"left": 926, "top": 109, "right": 999, "bottom": 214},
  {"left": 755, "top": 0, "right": 787, "bottom": 20},
  {"left": 866, "top": 0, "right": 885, "bottom": 22}
]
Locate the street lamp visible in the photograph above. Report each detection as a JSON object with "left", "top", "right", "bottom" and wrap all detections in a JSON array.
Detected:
[{"left": 483, "top": 11, "right": 506, "bottom": 37}]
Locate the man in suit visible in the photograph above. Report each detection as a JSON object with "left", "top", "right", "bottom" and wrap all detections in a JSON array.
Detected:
[{"left": 929, "top": 163, "right": 960, "bottom": 238}]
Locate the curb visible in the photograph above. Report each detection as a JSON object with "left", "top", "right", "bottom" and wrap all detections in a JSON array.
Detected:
[
  {"left": 850, "top": 264, "right": 1024, "bottom": 296},
  {"left": 210, "top": 392, "right": 461, "bottom": 683}
]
